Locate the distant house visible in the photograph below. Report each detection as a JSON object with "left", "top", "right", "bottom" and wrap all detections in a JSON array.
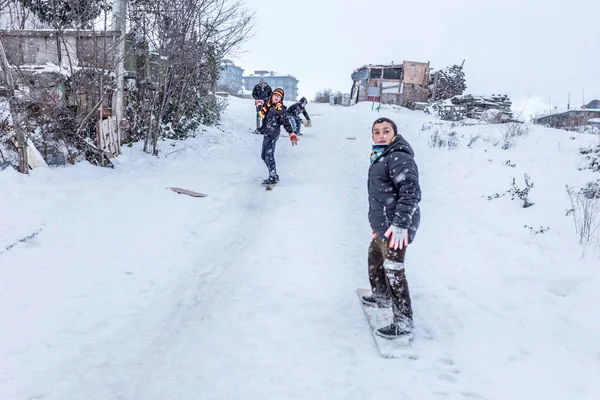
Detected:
[
  {"left": 533, "top": 108, "right": 600, "bottom": 130},
  {"left": 244, "top": 70, "right": 299, "bottom": 101},
  {"left": 350, "top": 61, "right": 431, "bottom": 107},
  {"left": 217, "top": 60, "right": 244, "bottom": 94},
  {"left": 583, "top": 100, "right": 600, "bottom": 109}
]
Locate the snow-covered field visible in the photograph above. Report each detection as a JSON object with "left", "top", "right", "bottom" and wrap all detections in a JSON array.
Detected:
[{"left": 1, "top": 96, "right": 599, "bottom": 400}]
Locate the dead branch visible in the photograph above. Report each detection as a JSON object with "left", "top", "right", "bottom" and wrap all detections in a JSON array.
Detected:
[{"left": 0, "top": 229, "right": 42, "bottom": 255}]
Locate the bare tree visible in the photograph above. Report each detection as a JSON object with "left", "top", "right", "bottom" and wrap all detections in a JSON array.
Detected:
[
  {"left": 127, "top": 0, "right": 254, "bottom": 155},
  {"left": 2, "top": 1, "right": 119, "bottom": 168},
  {"left": 0, "top": 0, "right": 35, "bottom": 29},
  {"left": 313, "top": 88, "right": 332, "bottom": 103}
]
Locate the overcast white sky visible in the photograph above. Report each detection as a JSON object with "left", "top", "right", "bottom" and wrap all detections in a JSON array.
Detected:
[{"left": 232, "top": 0, "right": 599, "bottom": 117}]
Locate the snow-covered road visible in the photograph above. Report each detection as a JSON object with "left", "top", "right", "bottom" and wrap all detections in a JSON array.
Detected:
[{"left": 1, "top": 97, "right": 599, "bottom": 399}]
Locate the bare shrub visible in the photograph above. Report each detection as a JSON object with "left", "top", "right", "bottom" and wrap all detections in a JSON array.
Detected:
[
  {"left": 566, "top": 184, "right": 600, "bottom": 244},
  {"left": 485, "top": 174, "right": 534, "bottom": 208},
  {"left": 429, "top": 129, "right": 459, "bottom": 149},
  {"left": 467, "top": 134, "right": 481, "bottom": 148}
]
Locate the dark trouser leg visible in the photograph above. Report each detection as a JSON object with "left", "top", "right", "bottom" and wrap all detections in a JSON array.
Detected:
[
  {"left": 295, "top": 117, "right": 302, "bottom": 134},
  {"left": 256, "top": 105, "right": 262, "bottom": 130},
  {"left": 288, "top": 116, "right": 298, "bottom": 133},
  {"left": 367, "top": 238, "right": 391, "bottom": 305},
  {"left": 381, "top": 242, "right": 413, "bottom": 326},
  {"left": 261, "top": 134, "right": 279, "bottom": 176}
]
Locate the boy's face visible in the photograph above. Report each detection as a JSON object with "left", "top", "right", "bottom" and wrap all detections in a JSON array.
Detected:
[
  {"left": 272, "top": 94, "right": 282, "bottom": 103},
  {"left": 372, "top": 122, "right": 395, "bottom": 144}
]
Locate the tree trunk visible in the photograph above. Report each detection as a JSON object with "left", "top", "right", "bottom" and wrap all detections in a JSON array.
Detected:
[{"left": 0, "top": 40, "right": 28, "bottom": 173}]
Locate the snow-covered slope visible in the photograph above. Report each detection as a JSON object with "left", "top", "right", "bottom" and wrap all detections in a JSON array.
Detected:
[{"left": 1, "top": 97, "right": 599, "bottom": 400}]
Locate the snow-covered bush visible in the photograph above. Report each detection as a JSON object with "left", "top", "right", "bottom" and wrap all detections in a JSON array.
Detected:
[
  {"left": 579, "top": 145, "right": 600, "bottom": 172},
  {"left": 429, "top": 129, "right": 459, "bottom": 149},
  {"left": 580, "top": 180, "right": 600, "bottom": 199},
  {"left": 566, "top": 184, "right": 600, "bottom": 244},
  {"left": 509, "top": 174, "right": 535, "bottom": 207},
  {"left": 576, "top": 125, "right": 600, "bottom": 135},
  {"left": 0, "top": 115, "right": 17, "bottom": 167},
  {"left": 524, "top": 225, "right": 550, "bottom": 234},
  {"left": 467, "top": 134, "right": 481, "bottom": 148},
  {"left": 486, "top": 174, "right": 535, "bottom": 208},
  {"left": 501, "top": 122, "right": 530, "bottom": 150}
]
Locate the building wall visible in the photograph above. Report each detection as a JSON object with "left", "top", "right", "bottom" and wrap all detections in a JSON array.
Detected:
[
  {"left": 400, "top": 84, "right": 430, "bottom": 107},
  {"left": 402, "top": 61, "right": 430, "bottom": 85},
  {"left": 218, "top": 64, "right": 244, "bottom": 93},
  {"left": 0, "top": 30, "right": 119, "bottom": 69},
  {"left": 244, "top": 75, "right": 299, "bottom": 101},
  {"left": 535, "top": 110, "right": 600, "bottom": 129}
]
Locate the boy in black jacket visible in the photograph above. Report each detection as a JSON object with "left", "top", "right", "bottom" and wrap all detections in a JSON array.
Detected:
[
  {"left": 363, "top": 117, "right": 422, "bottom": 340},
  {"left": 287, "top": 96, "right": 311, "bottom": 135},
  {"left": 257, "top": 88, "right": 299, "bottom": 185}
]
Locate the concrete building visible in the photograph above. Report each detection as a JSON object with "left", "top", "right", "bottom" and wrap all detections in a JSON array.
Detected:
[
  {"left": 217, "top": 60, "right": 244, "bottom": 94},
  {"left": 244, "top": 70, "right": 299, "bottom": 101}
]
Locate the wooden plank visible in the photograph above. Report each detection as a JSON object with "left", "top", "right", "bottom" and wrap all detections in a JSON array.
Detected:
[{"left": 168, "top": 187, "right": 207, "bottom": 197}]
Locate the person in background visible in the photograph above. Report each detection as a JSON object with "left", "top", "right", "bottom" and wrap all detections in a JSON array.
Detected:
[
  {"left": 287, "top": 96, "right": 312, "bottom": 135},
  {"left": 252, "top": 78, "right": 272, "bottom": 133}
]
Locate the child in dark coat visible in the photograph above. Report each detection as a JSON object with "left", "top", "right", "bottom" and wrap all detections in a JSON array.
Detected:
[
  {"left": 287, "top": 96, "right": 311, "bottom": 135},
  {"left": 363, "top": 117, "right": 422, "bottom": 340},
  {"left": 257, "top": 88, "right": 299, "bottom": 185}
]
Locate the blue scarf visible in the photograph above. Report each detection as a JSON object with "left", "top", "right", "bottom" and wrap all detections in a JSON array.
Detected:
[{"left": 370, "top": 144, "right": 388, "bottom": 164}]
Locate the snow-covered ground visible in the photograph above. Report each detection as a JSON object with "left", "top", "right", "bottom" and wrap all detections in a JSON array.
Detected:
[{"left": 1, "top": 97, "right": 599, "bottom": 400}]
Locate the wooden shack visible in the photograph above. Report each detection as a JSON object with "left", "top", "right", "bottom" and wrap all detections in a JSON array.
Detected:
[{"left": 350, "top": 61, "right": 431, "bottom": 107}]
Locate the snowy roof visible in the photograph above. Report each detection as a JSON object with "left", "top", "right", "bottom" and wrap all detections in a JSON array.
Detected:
[
  {"left": 18, "top": 62, "right": 73, "bottom": 77},
  {"left": 353, "top": 61, "right": 429, "bottom": 71},
  {"left": 245, "top": 71, "right": 297, "bottom": 79},
  {"left": 535, "top": 107, "right": 600, "bottom": 119}
]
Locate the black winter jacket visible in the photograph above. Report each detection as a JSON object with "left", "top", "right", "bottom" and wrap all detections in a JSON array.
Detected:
[
  {"left": 287, "top": 102, "right": 310, "bottom": 121},
  {"left": 259, "top": 104, "right": 294, "bottom": 137},
  {"left": 368, "top": 135, "right": 421, "bottom": 243},
  {"left": 252, "top": 84, "right": 273, "bottom": 101}
]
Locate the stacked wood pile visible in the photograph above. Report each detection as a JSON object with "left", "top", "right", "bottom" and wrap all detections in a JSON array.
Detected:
[{"left": 450, "top": 94, "right": 513, "bottom": 119}]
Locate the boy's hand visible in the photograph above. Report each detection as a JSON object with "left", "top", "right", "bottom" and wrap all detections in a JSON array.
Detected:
[
  {"left": 384, "top": 225, "right": 408, "bottom": 250},
  {"left": 289, "top": 133, "right": 299, "bottom": 146}
]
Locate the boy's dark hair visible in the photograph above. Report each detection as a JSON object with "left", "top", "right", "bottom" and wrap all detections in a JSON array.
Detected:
[{"left": 372, "top": 117, "right": 398, "bottom": 135}]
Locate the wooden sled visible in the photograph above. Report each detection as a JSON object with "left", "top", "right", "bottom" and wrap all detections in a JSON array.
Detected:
[{"left": 168, "top": 187, "right": 207, "bottom": 197}]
